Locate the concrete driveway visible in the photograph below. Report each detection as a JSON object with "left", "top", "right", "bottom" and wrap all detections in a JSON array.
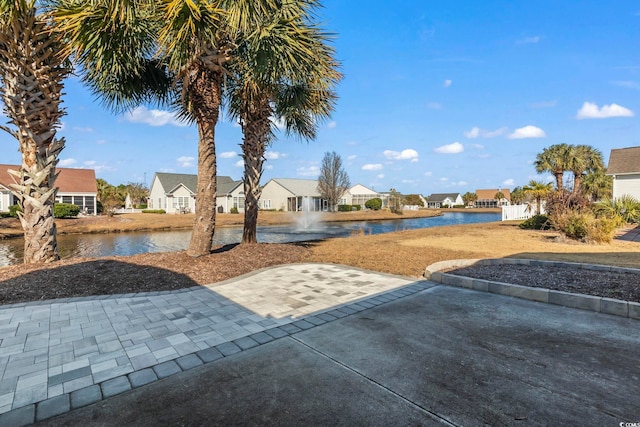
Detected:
[{"left": 36, "top": 284, "right": 640, "bottom": 426}]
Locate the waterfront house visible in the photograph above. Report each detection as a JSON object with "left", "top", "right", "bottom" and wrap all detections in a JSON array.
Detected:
[
  {"left": 606, "top": 146, "right": 640, "bottom": 200},
  {"left": 148, "top": 172, "right": 241, "bottom": 214},
  {"left": 346, "top": 184, "right": 389, "bottom": 208},
  {"left": 474, "top": 189, "right": 511, "bottom": 208},
  {"left": 425, "top": 193, "right": 463, "bottom": 208},
  {"left": 0, "top": 164, "right": 98, "bottom": 214},
  {"left": 260, "top": 178, "right": 328, "bottom": 211}
]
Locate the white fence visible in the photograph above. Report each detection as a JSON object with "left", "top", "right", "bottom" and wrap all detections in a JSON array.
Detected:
[{"left": 501, "top": 204, "right": 545, "bottom": 221}]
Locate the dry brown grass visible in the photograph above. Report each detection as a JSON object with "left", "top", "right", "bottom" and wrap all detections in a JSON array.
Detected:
[{"left": 305, "top": 221, "right": 640, "bottom": 278}]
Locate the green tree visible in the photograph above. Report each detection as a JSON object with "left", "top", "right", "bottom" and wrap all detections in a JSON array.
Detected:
[
  {"left": 534, "top": 143, "right": 572, "bottom": 191},
  {"left": 388, "top": 188, "right": 403, "bottom": 214},
  {"left": 364, "top": 198, "right": 382, "bottom": 210},
  {"left": 510, "top": 186, "right": 526, "bottom": 205},
  {"left": 568, "top": 144, "right": 604, "bottom": 194},
  {"left": 54, "top": 0, "right": 277, "bottom": 257},
  {"left": 125, "top": 182, "right": 149, "bottom": 208},
  {"left": 523, "top": 180, "right": 552, "bottom": 215},
  {"left": 462, "top": 191, "right": 477, "bottom": 207},
  {"left": 494, "top": 191, "right": 506, "bottom": 207},
  {"left": 225, "top": 2, "right": 340, "bottom": 243},
  {"left": 0, "top": 0, "right": 72, "bottom": 264},
  {"left": 581, "top": 169, "right": 612, "bottom": 201},
  {"left": 403, "top": 194, "right": 424, "bottom": 207},
  {"left": 317, "top": 151, "right": 350, "bottom": 213}
]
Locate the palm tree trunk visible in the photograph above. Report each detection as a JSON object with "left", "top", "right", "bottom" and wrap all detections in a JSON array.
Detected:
[
  {"left": 555, "top": 173, "right": 564, "bottom": 191},
  {"left": 241, "top": 101, "right": 271, "bottom": 244},
  {"left": 572, "top": 174, "right": 582, "bottom": 194},
  {"left": 187, "top": 119, "right": 218, "bottom": 257}
]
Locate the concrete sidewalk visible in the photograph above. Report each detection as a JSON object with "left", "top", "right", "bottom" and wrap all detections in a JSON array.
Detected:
[{"left": 1, "top": 263, "right": 639, "bottom": 425}]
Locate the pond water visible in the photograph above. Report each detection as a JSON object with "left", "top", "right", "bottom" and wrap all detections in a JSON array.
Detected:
[{"left": 0, "top": 212, "right": 500, "bottom": 266}]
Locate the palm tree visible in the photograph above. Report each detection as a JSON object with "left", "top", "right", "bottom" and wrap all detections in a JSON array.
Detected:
[
  {"left": 581, "top": 169, "right": 612, "bottom": 201},
  {"left": 226, "top": 1, "right": 340, "bottom": 243},
  {"left": 534, "top": 143, "right": 572, "bottom": 191},
  {"left": 494, "top": 191, "right": 505, "bottom": 207},
  {"left": 568, "top": 144, "right": 604, "bottom": 194},
  {"left": 53, "top": 0, "right": 276, "bottom": 256},
  {"left": 462, "top": 191, "right": 477, "bottom": 207},
  {"left": 510, "top": 186, "right": 526, "bottom": 205},
  {"left": 523, "top": 180, "right": 552, "bottom": 215},
  {"left": 0, "top": 0, "right": 71, "bottom": 263}
]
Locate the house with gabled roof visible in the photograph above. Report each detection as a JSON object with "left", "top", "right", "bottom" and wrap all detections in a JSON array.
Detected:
[
  {"left": 260, "top": 178, "right": 328, "bottom": 211},
  {"left": 148, "top": 172, "right": 241, "bottom": 214},
  {"left": 606, "top": 146, "right": 640, "bottom": 200},
  {"left": 474, "top": 188, "right": 511, "bottom": 208},
  {"left": 425, "top": 193, "right": 463, "bottom": 208},
  {"left": 346, "top": 183, "right": 388, "bottom": 208},
  {"left": 0, "top": 164, "right": 97, "bottom": 214}
]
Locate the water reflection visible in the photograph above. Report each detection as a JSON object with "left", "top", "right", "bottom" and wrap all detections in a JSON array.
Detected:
[{"left": 0, "top": 212, "right": 499, "bottom": 266}]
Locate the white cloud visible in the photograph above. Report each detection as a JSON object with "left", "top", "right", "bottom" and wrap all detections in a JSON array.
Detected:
[
  {"left": 270, "top": 116, "right": 286, "bottom": 130},
  {"left": 265, "top": 151, "right": 287, "bottom": 160},
  {"left": 96, "top": 139, "right": 107, "bottom": 145},
  {"left": 58, "top": 158, "right": 77, "bottom": 167},
  {"left": 470, "top": 143, "right": 485, "bottom": 149},
  {"left": 347, "top": 155, "right": 357, "bottom": 161},
  {"left": 402, "top": 179, "right": 415, "bottom": 184},
  {"left": 508, "top": 125, "right": 547, "bottom": 139},
  {"left": 327, "top": 121, "right": 337, "bottom": 129},
  {"left": 503, "top": 178, "right": 515, "bottom": 186},
  {"left": 424, "top": 171, "right": 432, "bottom": 176},
  {"left": 439, "top": 177, "right": 448, "bottom": 182},
  {"left": 576, "top": 102, "right": 634, "bottom": 119},
  {"left": 234, "top": 160, "right": 244, "bottom": 168},
  {"left": 377, "top": 174, "right": 385, "bottom": 179},
  {"left": 453, "top": 180, "right": 468, "bottom": 186},
  {"left": 124, "top": 106, "right": 188, "bottom": 127},
  {"left": 362, "top": 164, "right": 383, "bottom": 171},
  {"left": 265, "top": 164, "right": 273, "bottom": 170},
  {"left": 516, "top": 36, "right": 541, "bottom": 44},
  {"left": 383, "top": 149, "right": 419, "bottom": 162},
  {"left": 177, "top": 156, "right": 195, "bottom": 167},
  {"left": 426, "top": 102, "right": 442, "bottom": 110},
  {"left": 83, "top": 160, "right": 96, "bottom": 166},
  {"left": 434, "top": 142, "right": 464, "bottom": 154},
  {"left": 220, "top": 151, "right": 237, "bottom": 159},
  {"left": 443, "top": 79, "right": 452, "bottom": 88},
  {"left": 464, "top": 126, "right": 507, "bottom": 139},
  {"left": 296, "top": 166, "right": 320, "bottom": 177}
]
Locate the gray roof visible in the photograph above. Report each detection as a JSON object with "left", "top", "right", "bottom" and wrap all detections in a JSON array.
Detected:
[
  {"left": 218, "top": 180, "right": 243, "bottom": 195},
  {"left": 426, "top": 193, "right": 460, "bottom": 202},
  {"left": 155, "top": 173, "right": 234, "bottom": 194},
  {"left": 607, "top": 146, "right": 640, "bottom": 175},
  {"left": 270, "top": 178, "right": 321, "bottom": 197}
]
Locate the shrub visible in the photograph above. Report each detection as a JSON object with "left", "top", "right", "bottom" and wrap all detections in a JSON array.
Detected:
[
  {"left": 141, "top": 209, "right": 166, "bottom": 214},
  {"left": 594, "top": 196, "right": 640, "bottom": 225},
  {"left": 337, "top": 204, "right": 352, "bottom": 212},
  {"left": 139, "top": 204, "right": 148, "bottom": 209},
  {"left": 230, "top": 207, "right": 239, "bottom": 214},
  {"left": 8, "top": 204, "right": 21, "bottom": 218},
  {"left": 519, "top": 214, "right": 551, "bottom": 230},
  {"left": 365, "top": 198, "right": 382, "bottom": 210},
  {"left": 54, "top": 203, "right": 80, "bottom": 218},
  {"left": 550, "top": 211, "right": 616, "bottom": 243},
  {"left": 452, "top": 204, "right": 465, "bottom": 208}
]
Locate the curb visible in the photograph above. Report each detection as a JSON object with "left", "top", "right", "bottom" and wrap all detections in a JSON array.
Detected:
[{"left": 424, "top": 258, "right": 640, "bottom": 320}]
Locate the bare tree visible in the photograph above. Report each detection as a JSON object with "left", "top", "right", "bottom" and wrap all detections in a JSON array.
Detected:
[{"left": 317, "top": 151, "right": 350, "bottom": 212}]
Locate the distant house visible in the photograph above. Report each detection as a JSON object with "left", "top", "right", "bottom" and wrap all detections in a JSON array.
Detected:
[
  {"left": 425, "top": 193, "right": 463, "bottom": 208},
  {"left": 345, "top": 184, "right": 388, "bottom": 208},
  {"left": 475, "top": 189, "right": 511, "bottom": 208},
  {"left": 0, "top": 164, "right": 97, "bottom": 214},
  {"left": 260, "top": 178, "right": 328, "bottom": 211},
  {"left": 606, "top": 146, "right": 640, "bottom": 200},
  {"left": 148, "top": 172, "right": 241, "bottom": 214}
]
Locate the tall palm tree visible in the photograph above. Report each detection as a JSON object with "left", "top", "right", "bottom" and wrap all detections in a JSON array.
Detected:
[
  {"left": 568, "top": 144, "right": 604, "bottom": 194},
  {"left": 0, "top": 0, "right": 71, "bottom": 263},
  {"left": 534, "top": 143, "right": 572, "bottom": 191},
  {"left": 494, "top": 191, "right": 505, "bottom": 207},
  {"left": 53, "top": 0, "right": 275, "bottom": 256},
  {"left": 523, "top": 180, "right": 552, "bottom": 215},
  {"left": 226, "top": 0, "right": 340, "bottom": 244},
  {"left": 581, "top": 169, "right": 612, "bottom": 201}
]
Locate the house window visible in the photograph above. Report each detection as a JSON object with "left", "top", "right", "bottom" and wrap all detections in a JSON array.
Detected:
[
  {"left": 233, "top": 196, "right": 245, "bottom": 209},
  {"left": 262, "top": 199, "right": 271, "bottom": 209},
  {"left": 62, "top": 196, "right": 72, "bottom": 204},
  {"left": 174, "top": 196, "right": 189, "bottom": 208}
]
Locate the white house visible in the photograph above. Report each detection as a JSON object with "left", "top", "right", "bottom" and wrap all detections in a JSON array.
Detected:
[
  {"left": 607, "top": 146, "right": 640, "bottom": 200},
  {"left": 148, "top": 172, "right": 241, "bottom": 214},
  {"left": 0, "top": 165, "right": 98, "bottom": 214},
  {"left": 346, "top": 184, "right": 388, "bottom": 208},
  {"left": 475, "top": 189, "right": 511, "bottom": 208},
  {"left": 425, "top": 193, "right": 463, "bottom": 208},
  {"left": 260, "top": 178, "right": 327, "bottom": 211}
]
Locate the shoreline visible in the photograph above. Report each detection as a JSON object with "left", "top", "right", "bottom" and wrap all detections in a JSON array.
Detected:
[{"left": 0, "top": 208, "right": 494, "bottom": 240}]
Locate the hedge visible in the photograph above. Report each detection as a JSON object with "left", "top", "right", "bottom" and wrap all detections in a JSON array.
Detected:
[
  {"left": 141, "top": 209, "right": 166, "bottom": 214},
  {"left": 54, "top": 203, "right": 80, "bottom": 218}
]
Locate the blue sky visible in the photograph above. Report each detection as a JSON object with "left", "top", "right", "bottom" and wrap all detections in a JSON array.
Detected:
[{"left": 2, "top": 0, "right": 639, "bottom": 195}]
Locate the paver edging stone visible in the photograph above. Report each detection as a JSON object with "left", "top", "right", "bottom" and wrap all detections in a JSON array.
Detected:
[{"left": 424, "top": 258, "right": 638, "bottom": 319}]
